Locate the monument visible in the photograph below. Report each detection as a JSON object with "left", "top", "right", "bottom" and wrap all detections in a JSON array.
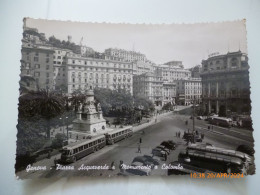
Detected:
[{"left": 72, "top": 89, "right": 106, "bottom": 136}]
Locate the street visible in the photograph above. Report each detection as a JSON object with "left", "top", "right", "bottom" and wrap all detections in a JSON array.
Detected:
[{"left": 17, "top": 112, "right": 254, "bottom": 179}]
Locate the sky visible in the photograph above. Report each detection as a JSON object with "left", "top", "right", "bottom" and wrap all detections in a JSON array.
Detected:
[{"left": 25, "top": 18, "right": 247, "bottom": 68}]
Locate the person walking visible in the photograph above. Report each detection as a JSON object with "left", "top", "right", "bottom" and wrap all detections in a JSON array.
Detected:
[
  {"left": 139, "top": 137, "right": 142, "bottom": 144},
  {"left": 137, "top": 143, "right": 141, "bottom": 153},
  {"left": 119, "top": 160, "right": 124, "bottom": 173}
]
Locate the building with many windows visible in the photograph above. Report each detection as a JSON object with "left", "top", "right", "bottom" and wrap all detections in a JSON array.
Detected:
[
  {"left": 133, "top": 69, "right": 164, "bottom": 106},
  {"left": 162, "top": 82, "right": 176, "bottom": 105},
  {"left": 105, "top": 48, "right": 147, "bottom": 62},
  {"left": 176, "top": 78, "right": 202, "bottom": 105},
  {"left": 156, "top": 61, "right": 191, "bottom": 82},
  {"left": 53, "top": 48, "right": 72, "bottom": 91},
  {"left": 64, "top": 53, "right": 133, "bottom": 94},
  {"left": 20, "top": 44, "right": 55, "bottom": 90},
  {"left": 200, "top": 51, "right": 251, "bottom": 116}
]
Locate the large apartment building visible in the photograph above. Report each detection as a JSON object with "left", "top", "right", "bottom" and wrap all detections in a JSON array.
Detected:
[
  {"left": 176, "top": 78, "right": 202, "bottom": 105},
  {"left": 105, "top": 48, "right": 147, "bottom": 62},
  {"left": 200, "top": 51, "right": 251, "bottom": 116},
  {"left": 20, "top": 44, "right": 55, "bottom": 91},
  {"left": 64, "top": 53, "right": 133, "bottom": 94}
]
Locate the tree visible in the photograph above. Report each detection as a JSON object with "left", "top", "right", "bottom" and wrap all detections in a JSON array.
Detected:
[
  {"left": 69, "top": 89, "right": 86, "bottom": 112},
  {"left": 134, "top": 95, "right": 155, "bottom": 113},
  {"left": 19, "top": 89, "right": 65, "bottom": 138}
]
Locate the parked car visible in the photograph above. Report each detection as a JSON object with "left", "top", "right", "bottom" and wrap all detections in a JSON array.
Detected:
[
  {"left": 161, "top": 141, "right": 176, "bottom": 150},
  {"left": 194, "top": 134, "right": 203, "bottom": 142},
  {"left": 126, "top": 161, "right": 152, "bottom": 176},
  {"left": 197, "top": 116, "right": 203, "bottom": 120},
  {"left": 155, "top": 146, "right": 170, "bottom": 155},
  {"left": 143, "top": 155, "right": 160, "bottom": 166},
  {"left": 33, "top": 147, "right": 53, "bottom": 157},
  {"left": 152, "top": 148, "right": 167, "bottom": 161},
  {"left": 132, "top": 156, "right": 155, "bottom": 169}
]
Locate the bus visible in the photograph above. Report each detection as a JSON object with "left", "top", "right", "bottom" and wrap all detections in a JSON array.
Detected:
[
  {"left": 209, "top": 116, "right": 232, "bottom": 128},
  {"left": 105, "top": 126, "right": 133, "bottom": 145},
  {"left": 187, "top": 145, "right": 252, "bottom": 166},
  {"left": 60, "top": 135, "right": 106, "bottom": 163},
  {"left": 178, "top": 149, "right": 249, "bottom": 175}
]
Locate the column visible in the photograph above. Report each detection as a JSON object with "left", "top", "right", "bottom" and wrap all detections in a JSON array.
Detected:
[
  {"left": 216, "top": 82, "right": 219, "bottom": 98},
  {"left": 216, "top": 100, "right": 219, "bottom": 114},
  {"left": 208, "top": 82, "right": 211, "bottom": 97},
  {"left": 208, "top": 100, "right": 211, "bottom": 114}
]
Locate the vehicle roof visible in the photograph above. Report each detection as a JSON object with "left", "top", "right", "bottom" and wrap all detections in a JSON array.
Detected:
[
  {"left": 187, "top": 145, "right": 248, "bottom": 160},
  {"left": 62, "top": 135, "right": 105, "bottom": 150},
  {"left": 105, "top": 126, "right": 133, "bottom": 135},
  {"left": 180, "top": 150, "right": 243, "bottom": 165}
]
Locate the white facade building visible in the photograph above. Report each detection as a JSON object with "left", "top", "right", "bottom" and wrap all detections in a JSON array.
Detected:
[
  {"left": 105, "top": 48, "right": 147, "bottom": 62},
  {"left": 64, "top": 53, "right": 133, "bottom": 94}
]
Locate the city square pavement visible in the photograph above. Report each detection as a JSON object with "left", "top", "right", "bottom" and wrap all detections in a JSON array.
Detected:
[{"left": 17, "top": 110, "right": 254, "bottom": 179}]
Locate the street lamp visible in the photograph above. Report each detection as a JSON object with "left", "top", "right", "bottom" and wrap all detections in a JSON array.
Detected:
[
  {"left": 66, "top": 116, "right": 69, "bottom": 142},
  {"left": 59, "top": 117, "right": 65, "bottom": 134}
]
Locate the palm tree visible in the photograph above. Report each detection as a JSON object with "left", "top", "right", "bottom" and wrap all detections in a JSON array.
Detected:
[{"left": 19, "top": 89, "right": 65, "bottom": 138}]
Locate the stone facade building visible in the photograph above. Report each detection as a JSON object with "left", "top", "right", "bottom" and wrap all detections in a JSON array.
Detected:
[
  {"left": 176, "top": 78, "right": 202, "bottom": 105},
  {"left": 200, "top": 51, "right": 250, "bottom": 116},
  {"left": 133, "top": 70, "right": 164, "bottom": 106},
  {"left": 20, "top": 45, "right": 55, "bottom": 90},
  {"left": 105, "top": 48, "right": 147, "bottom": 62},
  {"left": 64, "top": 53, "right": 133, "bottom": 94}
]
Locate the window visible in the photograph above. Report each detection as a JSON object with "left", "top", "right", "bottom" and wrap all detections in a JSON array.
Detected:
[
  {"left": 35, "top": 72, "right": 40, "bottom": 77},
  {"left": 35, "top": 64, "right": 40, "bottom": 69},
  {"left": 46, "top": 65, "right": 49, "bottom": 70},
  {"left": 57, "top": 56, "right": 61, "bottom": 59},
  {"left": 231, "top": 58, "right": 237, "bottom": 67},
  {"left": 34, "top": 57, "right": 39, "bottom": 62}
]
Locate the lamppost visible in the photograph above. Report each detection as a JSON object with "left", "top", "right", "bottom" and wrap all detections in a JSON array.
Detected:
[
  {"left": 192, "top": 99, "right": 196, "bottom": 143},
  {"left": 59, "top": 117, "right": 64, "bottom": 134},
  {"left": 66, "top": 116, "right": 69, "bottom": 142}
]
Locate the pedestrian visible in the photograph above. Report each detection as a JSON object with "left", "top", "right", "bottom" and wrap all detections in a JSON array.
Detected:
[
  {"left": 196, "top": 130, "right": 198, "bottom": 135},
  {"left": 164, "top": 153, "right": 167, "bottom": 161},
  {"left": 137, "top": 143, "right": 141, "bottom": 153},
  {"left": 201, "top": 133, "right": 204, "bottom": 139},
  {"left": 47, "top": 150, "right": 51, "bottom": 159},
  {"left": 119, "top": 160, "right": 124, "bottom": 173},
  {"left": 54, "top": 158, "right": 57, "bottom": 168},
  {"left": 208, "top": 126, "right": 210, "bottom": 130},
  {"left": 139, "top": 138, "right": 142, "bottom": 143},
  {"left": 110, "top": 161, "right": 115, "bottom": 170},
  {"left": 76, "top": 134, "right": 79, "bottom": 140}
]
